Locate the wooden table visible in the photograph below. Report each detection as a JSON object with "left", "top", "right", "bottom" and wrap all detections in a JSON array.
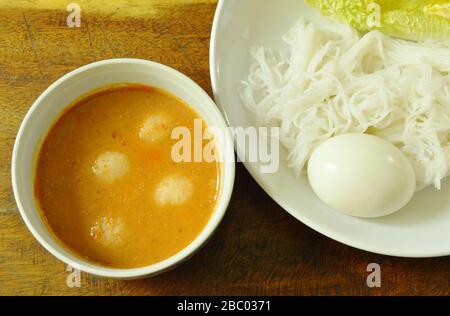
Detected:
[{"left": 0, "top": 0, "right": 449, "bottom": 296}]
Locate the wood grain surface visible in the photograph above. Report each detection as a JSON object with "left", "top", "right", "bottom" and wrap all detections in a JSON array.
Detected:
[{"left": 0, "top": 0, "right": 449, "bottom": 296}]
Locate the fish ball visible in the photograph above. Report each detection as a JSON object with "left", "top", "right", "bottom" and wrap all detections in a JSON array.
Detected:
[
  {"left": 139, "top": 113, "right": 172, "bottom": 144},
  {"left": 155, "top": 175, "right": 194, "bottom": 206},
  {"left": 90, "top": 216, "right": 126, "bottom": 248},
  {"left": 92, "top": 151, "right": 129, "bottom": 183}
]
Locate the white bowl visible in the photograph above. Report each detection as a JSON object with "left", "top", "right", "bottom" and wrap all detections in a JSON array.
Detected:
[
  {"left": 210, "top": 0, "right": 450, "bottom": 257},
  {"left": 12, "top": 58, "right": 235, "bottom": 278}
]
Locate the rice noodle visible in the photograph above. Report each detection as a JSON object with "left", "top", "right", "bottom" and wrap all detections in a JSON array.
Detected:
[{"left": 241, "top": 19, "right": 450, "bottom": 190}]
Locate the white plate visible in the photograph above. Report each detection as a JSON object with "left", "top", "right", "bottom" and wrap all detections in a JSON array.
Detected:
[{"left": 210, "top": 0, "right": 450, "bottom": 257}]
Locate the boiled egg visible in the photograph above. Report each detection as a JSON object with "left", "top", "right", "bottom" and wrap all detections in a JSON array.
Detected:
[{"left": 307, "top": 133, "right": 416, "bottom": 218}]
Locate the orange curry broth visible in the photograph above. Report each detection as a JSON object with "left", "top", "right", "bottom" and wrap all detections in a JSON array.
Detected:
[{"left": 34, "top": 84, "right": 221, "bottom": 268}]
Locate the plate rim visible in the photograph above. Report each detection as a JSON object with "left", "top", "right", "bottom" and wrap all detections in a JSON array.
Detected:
[{"left": 209, "top": 0, "right": 450, "bottom": 258}]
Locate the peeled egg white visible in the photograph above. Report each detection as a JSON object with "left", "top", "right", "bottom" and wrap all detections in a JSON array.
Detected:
[{"left": 307, "top": 134, "right": 416, "bottom": 218}]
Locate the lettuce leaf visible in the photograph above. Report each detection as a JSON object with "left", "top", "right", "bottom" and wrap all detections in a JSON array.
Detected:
[{"left": 305, "top": 0, "right": 450, "bottom": 41}]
